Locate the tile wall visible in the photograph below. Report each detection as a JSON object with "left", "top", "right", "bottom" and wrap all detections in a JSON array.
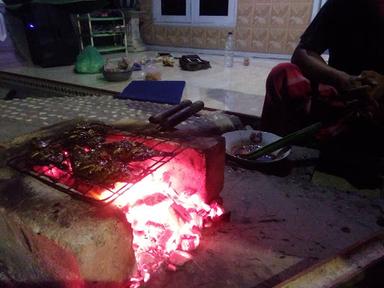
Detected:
[{"left": 139, "top": 0, "right": 313, "bottom": 55}]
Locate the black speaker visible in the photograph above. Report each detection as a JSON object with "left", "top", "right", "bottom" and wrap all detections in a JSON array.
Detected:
[{"left": 19, "top": 3, "right": 80, "bottom": 67}]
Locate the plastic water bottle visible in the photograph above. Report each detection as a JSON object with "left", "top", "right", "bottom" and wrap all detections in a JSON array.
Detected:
[{"left": 224, "top": 32, "right": 234, "bottom": 67}]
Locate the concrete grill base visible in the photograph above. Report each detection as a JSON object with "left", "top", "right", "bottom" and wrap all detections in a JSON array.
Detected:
[
  {"left": 0, "top": 168, "right": 137, "bottom": 288},
  {"left": 0, "top": 120, "right": 225, "bottom": 287}
]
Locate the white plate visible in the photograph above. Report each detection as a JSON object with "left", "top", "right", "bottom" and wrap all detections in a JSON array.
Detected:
[{"left": 222, "top": 130, "right": 291, "bottom": 165}]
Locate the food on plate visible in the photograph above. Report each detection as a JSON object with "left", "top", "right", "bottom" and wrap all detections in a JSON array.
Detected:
[{"left": 230, "top": 131, "right": 277, "bottom": 160}]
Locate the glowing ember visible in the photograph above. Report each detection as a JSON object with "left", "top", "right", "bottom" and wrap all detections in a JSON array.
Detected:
[{"left": 99, "top": 163, "right": 223, "bottom": 286}]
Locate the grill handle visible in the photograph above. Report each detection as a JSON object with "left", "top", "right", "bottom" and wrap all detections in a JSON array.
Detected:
[
  {"left": 149, "top": 100, "right": 192, "bottom": 124},
  {"left": 160, "top": 101, "right": 204, "bottom": 130}
]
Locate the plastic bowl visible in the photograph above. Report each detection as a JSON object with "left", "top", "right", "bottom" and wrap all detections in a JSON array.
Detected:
[{"left": 102, "top": 68, "right": 133, "bottom": 82}]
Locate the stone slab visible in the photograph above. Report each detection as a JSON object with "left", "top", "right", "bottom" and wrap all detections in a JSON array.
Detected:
[{"left": 0, "top": 162, "right": 136, "bottom": 287}]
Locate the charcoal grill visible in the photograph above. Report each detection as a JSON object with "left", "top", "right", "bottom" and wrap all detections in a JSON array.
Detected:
[
  {"left": 3, "top": 113, "right": 225, "bottom": 285},
  {"left": 7, "top": 129, "right": 186, "bottom": 206},
  {"left": 6, "top": 100, "right": 207, "bottom": 206}
]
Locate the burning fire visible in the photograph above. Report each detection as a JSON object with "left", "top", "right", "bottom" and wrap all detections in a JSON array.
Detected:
[
  {"left": 30, "top": 133, "right": 224, "bottom": 286},
  {"left": 99, "top": 163, "right": 223, "bottom": 286}
]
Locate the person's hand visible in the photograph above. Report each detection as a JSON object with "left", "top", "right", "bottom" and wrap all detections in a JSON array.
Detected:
[
  {"left": 335, "top": 69, "right": 367, "bottom": 91},
  {"left": 338, "top": 71, "right": 382, "bottom": 100},
  {"left": 347, "top": 71, "right": 384, "bottom": 123},
  {"left": 358, "top": 70, "right": 382, "bottom": 87},
  {"left": 337, "top": 73, "right": 371, "bottom": 104}
]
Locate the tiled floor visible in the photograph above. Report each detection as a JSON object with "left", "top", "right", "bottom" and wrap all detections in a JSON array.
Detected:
[{"left": 1, "top": 50, "right": 286, "bottom": 117}]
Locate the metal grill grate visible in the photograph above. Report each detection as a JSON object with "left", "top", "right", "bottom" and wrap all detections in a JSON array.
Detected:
[{"left": 8, "top": 129, "right": 186, "bottom": 206}]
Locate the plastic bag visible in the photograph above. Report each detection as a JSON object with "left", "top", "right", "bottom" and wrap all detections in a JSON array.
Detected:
[
  {"left": 143, "top": 60, "right": 161, "bottom": 80},
  {"left": 74, "top": 46, "right": 104, "bottom": 74}
]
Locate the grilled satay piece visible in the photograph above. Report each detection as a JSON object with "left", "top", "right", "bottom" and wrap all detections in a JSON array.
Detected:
[
  {"left": 27, "top": 138, "right": 68, "bottom": 170},
  {"left": 61, "top": 122, "right": 110, "bottom": 148},
  {"left": 25, "top": 122, "right": 109, "bottom": 169},
  {"left": 70, "top": 140, "right": 172, "bottom": 185},
  {"left": 71, "top": 146, "right": 134, "bottom": 186},
  {"left": 26, "top": 122, "right": 174, "bottom": 185},
  {"left": 103, "top": 140, "right": 173, "bottom": 162}
]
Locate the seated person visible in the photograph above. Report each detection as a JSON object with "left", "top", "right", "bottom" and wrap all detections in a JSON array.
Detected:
[{"left": 260, "top": 0, "right": 384, "bottom": 187}]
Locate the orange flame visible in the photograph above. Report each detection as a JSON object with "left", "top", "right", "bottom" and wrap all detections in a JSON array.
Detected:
[
  {"left": 99, "top": 165, "right": 223, "bottom": 285},
  {"left": 32, "top": 143, "right": 224, "bottom": 287}
]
